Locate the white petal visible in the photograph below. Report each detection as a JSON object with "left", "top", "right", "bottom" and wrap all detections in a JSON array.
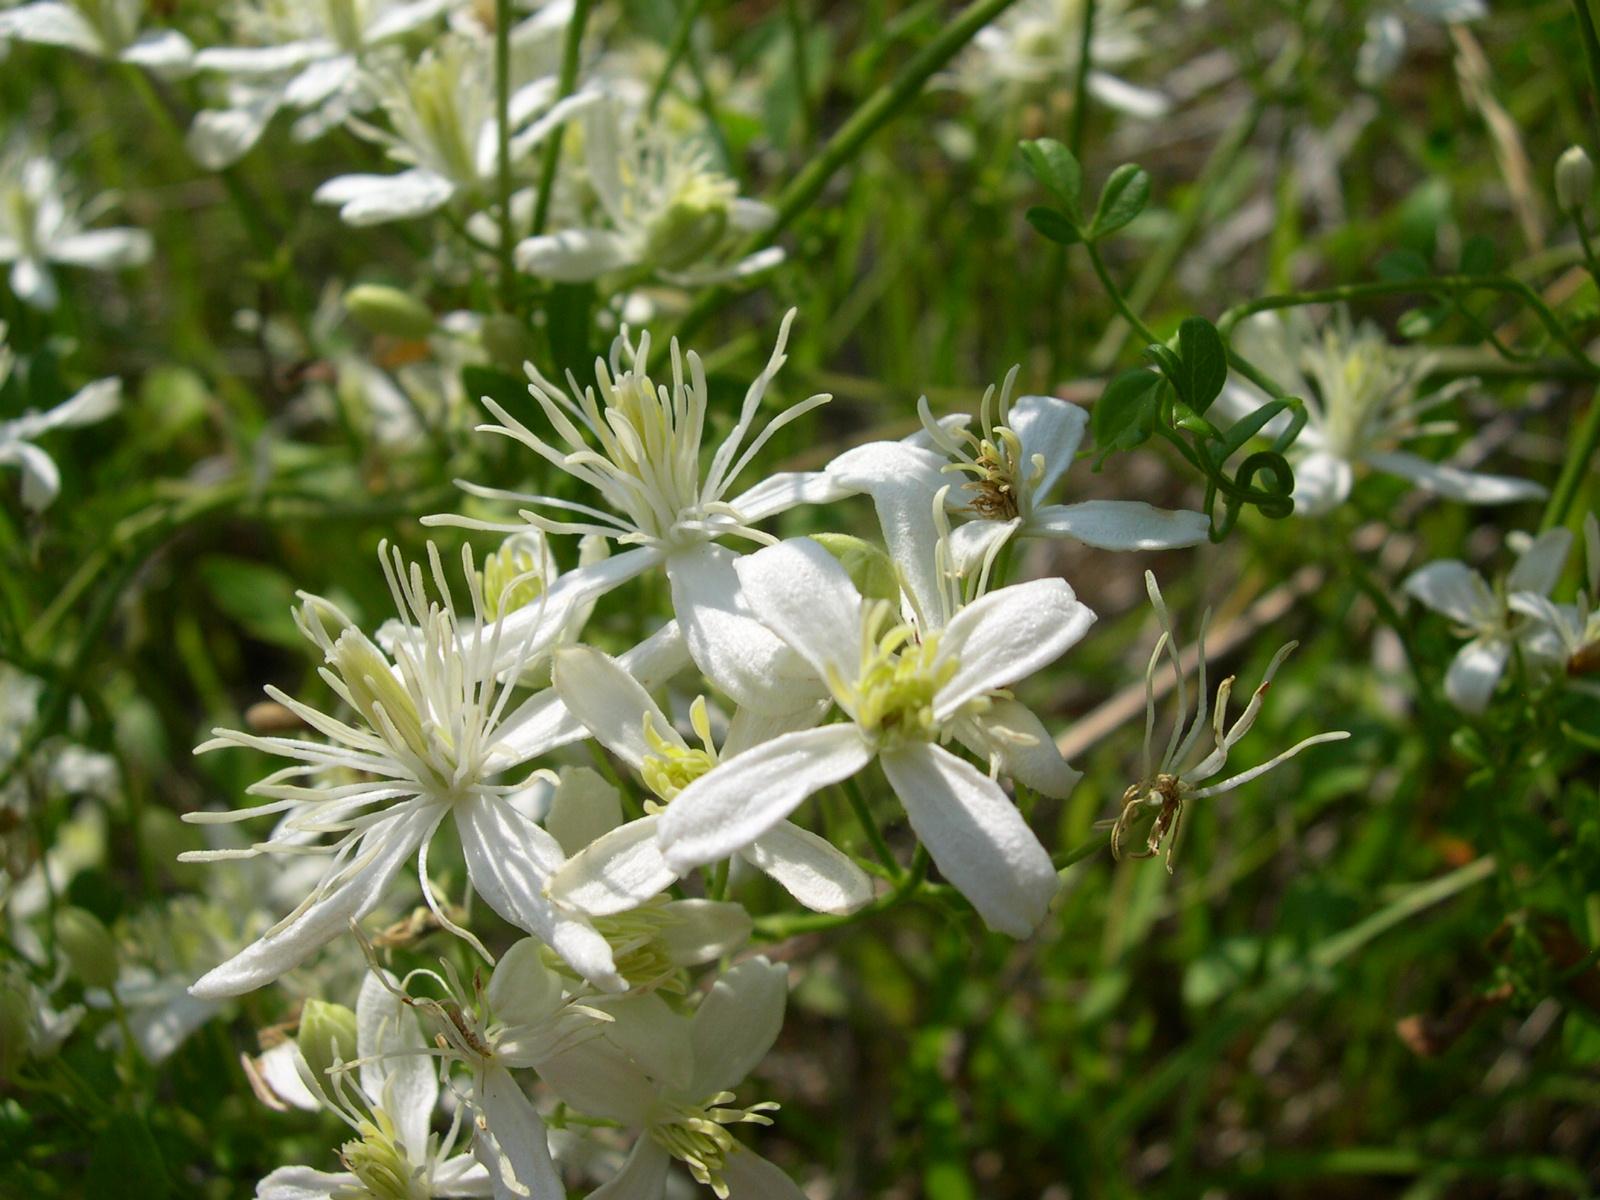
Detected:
[
  {"left": 934, "top": 578, "right": 1095, "bottom": 719},
  {"left": 455, "top": 796, "right": 623, "bottom": 991},
  {"left": 654, "top": 899, "right": 752, "bottom": 965},
  {"left": 255, "top": 1040, "right": 320, "bottom": 1111},
  {"left": 552, "top": 644, "right": 670, "bottom": 769},
  {"left": 36, "top": 377, "right": 121, "bottom": 431},
  {"left": 48, "top": 227, "right": 151, "bottom": 269},
  {"left": 2, "top": 3, "right": 101, "bottom": 53},
  {"left": 658, "top": 726, "right": 873, "bottom": 872},
  {"left": 1084, "top": 70, "right": 1171, "bottom": 119},
  {"left": 589, "top": 991, "right": 693, "bottom": 1090},
  {"left": 1008, "top": 394, "right": 1089, "bottom": 499},
  {"left": 473, "top": 1066, "right": 561, "bottom": 1200},
  {"left": 728, "top": 537, "right": 861, "bottom": 687},
  {"left": 189, "top": 806, "right": 437, "bottom": 999},
  {"left": 433, "top": 1154, "right": 494, "bottom": 1197},
  {"left": 669, "top": 541, "right": 830, "bottom": 716},
  {"left": 1029, "top": 500, "right": 1209, "bottom": 550},
  {"left": 722, "top": 1150, "right": 808, "bottom": 1200},
  {"left": 514, "top": 228, "right": 636, "bottom": 281},
  {"left": 12, "top": 257, "right": 59, "bottom": 309},
  {"left": 725, "top": 470, "right": 853, "bottom": 523},
  {"left": 314, "top": 169, "right": 456, "bottom": 225},
  {"left": 537, "top": 1039, "right": 658, "bottom": 1127},
  {"left": 953, "top": 699, "right": 1081, "bottom": 799},
  {"left": 1402, "top": 561, "right": 1496, "bottom": 625},
  {"left": 485, "top": 938, "right": 566, "bottom": 1032},
  {"left": 742, "top": 822, "right": 874, "bottom": 914},
  {"left": 255, "top": 1166, "right": 350, "bottom": 1200},
  {"left": 544, "top": 766, "right": 623, "bottom": 858},
  {"left": 1356, "top": 13, "right": 1405, "bottom": 85},
  {"left": 720, "top": 700, "right": 828, "bottom": 758},
  {"left": 187, "top": 96, "right": 282, "bottom": 169},
  {"left": 879, "top": 743, "right": 1057, "bottom": 938},
  {"left": 365, "top": 0, "right": 454, "bottom": 42},
  {"left": 284, "top": 55, "right": 355, "bottom": 110},
  {"left": 547, "top": 814, "right": 677, "bottom": 917},
  {"left": 1444, "top": 637, "right": 1510, "bottom": 714},
  {"left": 355, "top": 971, "right": 436, "bottom": 1154},
  {"left": 825, "top": 441, "right": 950, "bottom": 621},
  {"left": 121, "top": 28, "right": 194, "bottom": 74},
  {"left": 689, "top": 957, "right": 788, "bottom": 1097},
  {"left": 1365, "top": 450, "right": 1547, "bottom": 506},
  {"left": 588, "top": 1138, "right": 671, "bottom": 1200},
  {"left": 1506, "top": 528, "right": 1573, "bottom": 596},
  {"left": 1290, "top": 451, "right": 1353, "bottom": 515},
  {"left": 2, "top": 440, "right": 62, "bottom": 510},
  {"left": 946, "top": 518, "right": 1019, "bottom": 578},
  {"left": 196, "top": 41, "right": 330, "bottom": 74}
]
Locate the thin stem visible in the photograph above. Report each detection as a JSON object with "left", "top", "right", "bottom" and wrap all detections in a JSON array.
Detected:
[
  {"left": 844, "top": 774, "right": 899, "bottom": 876},
  {"left": 1067, "top": 0, "right": 1096, "bottom": 160},
  {"left": 494, "top": 0, "right": 516, "bottom": 307},
  {"left": 1540, "top": 384, "right": 1600, "bottom": 531},
  {"left": 673, "top": 0, "right": 1029, "bottom": 340},
  {"left": 1572, "top": 0, "right": 1600, "bottom": 143},
  {"left": 785, "top": 0, "right": 816, "bottom": 145},
  {"left": 1573, "top": 207, "right": 1600, "bottom": 294},
  {"left": 754, "top": 845, "right": 931, "bottom": 940},
  {"left": 1054, "top": 830, "right": 1111, "bottom": 874},
  {"left": 1218, "top": 277, "right": 1600, "bottom": 374},
  {"left": 530, "top": 0, "right": 593, "bottom": 239},
  {"left": 1085, "top": 242, "right": 1160, "bottom": 345},
  {"left": 648, "top": 0, "right": 708, "bottom": 116}
]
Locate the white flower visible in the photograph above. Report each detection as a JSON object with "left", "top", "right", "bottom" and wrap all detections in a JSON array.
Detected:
[
  {"left": 538, "top": 957, "right": 806, "bottom": 1200},
  {"left": 948, "top": 0, "right": 1169, "bottom": 118},
  {"left": 188, "top": 0, "right": 463, "bottom": 169},
  {"left": 0, "top": 0, "right": 193, "bottom": 74},
  {"left": 313, "top": 30, "right": 590, "bottom": 225},
  {"left": 1216, "top": 310, "right": 1546, "bottom": 517},
  {"left": 544, "top": 643, "right": 873, "bottom": 917},
  {"left": 1109, "top": 572, "right": 1350, "bottom": 868},
  {"left": 182, "top": 541, "right": 630, "bottom": 999},
  {"left": 656, "top": 536, "right": 1094, "bottom": 938},
  {"left": 1510, "top": 514, "right": 1600, "bottom": 686},
  {"left": 515, "top": 95, "right": 783, "bottom": 286},
  {"left": 0, "top": 345, "right": 119, "bottom": 509},
  {"left": 0, "top": 146, "right": 152, "bottom": 310},
  {"left": 255, "top": 970, "right": 493, "bottom": 1200},
  {"left": 828, "top": 369, "right": 1209, "bottom": 619},
  {"left": 430, "top": 309, "right": 848, "bottom": 715},
  {"left": 1403, "top": 527, "right": 1573, "bottom": 713},
  {"left": 1357, "top": 0, "right": 1486, "bottom": 87}
]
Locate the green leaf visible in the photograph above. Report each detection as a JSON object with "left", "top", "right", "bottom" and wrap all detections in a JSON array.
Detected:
[
  {"left": 1019, "top": 138, "right": 1083, "bottom": 218},
  {"left": 1090, "top": 163, "right": 1150, "bottom": 239},
  {"left": 87, "top": 1114, "right": 171, "bottom": 1200},
  {"left": 1376, "top": 249, "right": 1430, "bottom": 281},
  {"left": 1025, "top": 205, "right": 1080, "bottom": 246},
  {"left": 1092, "top": 368, "right": 1163, "bottom": 457},
  {"left": 198, "top": 557, "right": 302, "bottom": 649},
  {"left": 1459, "top": 234, "right": 1496, "bottom": 276},
  {"left": 1176, "top": 316, "right": 1228, "bottom": 414}
]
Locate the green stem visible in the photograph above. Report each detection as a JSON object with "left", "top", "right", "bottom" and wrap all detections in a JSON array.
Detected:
[
  {"left": 1085, "top": 241, "right": 1159, "bottom": 345},
  {"left": 755, "top": 845, "right": 931, "bottom": 940},
  {"left": 1572, "top": 0, "right": 1600, "bottom": 143},
  {"left": 648, "top": 0, "right": 708, "bottom": 116},
  {"left": 784, "top": 0, "right": 816, "bottom": 145},
  {"left": 1054, "top": 830, "right": 1111, "bottom": 874},
  {"left": 494, "top": 0, "right": 516, "bottom": 307},
  {"left": 1218, "top": 276, "right": 1599, "bottom": 373},
  {"left": 1066, "top": 0, "right": 1095, "bottom": 160},
  {"left": 530, "top": 0, "right": 593, "bottom": 239},
  {"left": 1540, "top": 384, "right": 1600, "bottom": 530},
  {"left": 844, "top": 774, "right": 899, "bottom": 875},
  {"left": 673, "top": 0, "right": 1029, "bottom": 340}
]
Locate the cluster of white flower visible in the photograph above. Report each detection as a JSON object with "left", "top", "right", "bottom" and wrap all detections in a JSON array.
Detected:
[{"left": 165, "top": 305, "right": 1366, "bottom": 1197}]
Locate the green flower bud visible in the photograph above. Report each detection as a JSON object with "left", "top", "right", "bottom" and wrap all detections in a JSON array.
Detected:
[
  {"left": 1557, "top": 146, "right": 1594, "bottom": 212},
  {"left": 810, "top": 534, "right": 900, "bottom": 605},
  {"left": 644, "top": 182, "right": 734, "bottom": 273},
  {"left": 297, "top": 999, "right": 358, "bottom": 1091},
  {"left": 344, "top": 284, "right": 436, "bottom": 341},
  {"left": 54, "top": 907, "right": 118, "bottom": 990}
]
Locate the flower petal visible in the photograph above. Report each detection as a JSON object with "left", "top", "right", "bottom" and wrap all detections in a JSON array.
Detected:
[
  {"left": 514, "top": 227, "right": 636, "bottom": 281},
  {"left": 722, "top": 1150, "right": 809, "bottom": 1200},
  {"left": 825, "top": 441, "right": 950, "bottom": 621},
  {"left": 48, "top": 227, "right": 151, "bottom": 269},
  {"left": 729, "top": 536, "right": 861, "bottom": 688},
  {"left": 552, "top": 644, "right": 670, "bottom": 770},
  {"left": 725, "top": 469, "right": 853, "bottom": 524},
  {"left": 2, "top": 3, "right": 101, "bottom": 53},
  {"left": 690, "top": 956, "right": 788, "bottom": 1097},
  {"left": 655, "top": 899, "right": 752, "bottom": 965},
  {"left": 1029, "top": 500, "right": 1209, "bottom": 550},
  {"left": 587, "top": 1138, "right": 672, "bottom": 1200},
  {"left": 547, "top": 814, "right": 677, "bottom": 917},
  {"left": 879, "top": 743, "right": 1057, "bottom": 938},
  {"left": 1444, "top": 637, "right": 1510, "bottom": 715},
  {"left": 658, "top": 726, "right": 873, "bottom": 873},
  {"left": 473, "top": 1066, "right": 562, "bottom": 1200},
  {"left": 544, "top": 766, "right": 623, "bottom": 858},
  {"left": 255, "top": 1165, "right": 352, "bottom": 1200},
  {"left": 1290, "top": 450, "right": 1353, "bottom": 516},
  {"left": 1008, "top": 394, "right": 1089, "bottom": 499},
  {"left": 1506, "top": 528, "right": 1573, "bottom": 596},
  {"left": 313, "top": 169, "right": 456, "bottom": 225},
  {"left": 934, "top": 578, "right": 1095, "bottom": 719},
  {"left": 189, "top": 806, "right": 437, "bottom": 999},
  {"left": 952, "top": 698, "right": 1081, "bottom": 799},
  {"left": 742, "top": 822, "right": 874, "bottom": 915},
  {"left": 354, "top": 971, "right": 436, "bottom": 1155},
  {"left": 1402, "top": 560, "right": 1495, "bottom": 626},
  {"left": 669, "top": 541, "right": 830, "bottom": 716},
  {"left": 1365, "top": 450, "right": 1547, "bottom": 506}
]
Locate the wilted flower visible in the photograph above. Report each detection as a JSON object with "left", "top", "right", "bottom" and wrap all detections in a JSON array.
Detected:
[{"left": 1110, "top": 572, "right": 1350, "bottom": 868}]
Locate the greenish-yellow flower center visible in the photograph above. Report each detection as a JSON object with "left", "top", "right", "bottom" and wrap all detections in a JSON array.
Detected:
[
  {"left": 844, "top": 603, "right": 958, "bottom": 749},
  {"left": 639, "top": 697, "right": 717, "bottom": 803},
  {"left": 479, "top": 541, "right": 546, "bottom": 620},
  {"left": 649, "top": 1092, "right": 779, "bottom": 1199},
  {"left": 334, "top": 1110, "right": 428, "bottom": 1200}
]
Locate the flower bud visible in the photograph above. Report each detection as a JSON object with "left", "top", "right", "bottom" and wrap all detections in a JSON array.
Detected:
[
  {"left": 1557, "top": 146, "right": 1594, "bottom": 212},
  {"left": 54, "top": 907, "right": 119, "bottom": 990},
  {"left": 344, "top": 284, "right": 435, "bottom": 340},
  {"left": 297, "top": 999, "right": 358, "bottom": 1090},
  {"left": 644, "top": 189, "right": 732, "bottom": 273},
  {"left": 811, "top": 534, "right": 899, "bottom": 605}
]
